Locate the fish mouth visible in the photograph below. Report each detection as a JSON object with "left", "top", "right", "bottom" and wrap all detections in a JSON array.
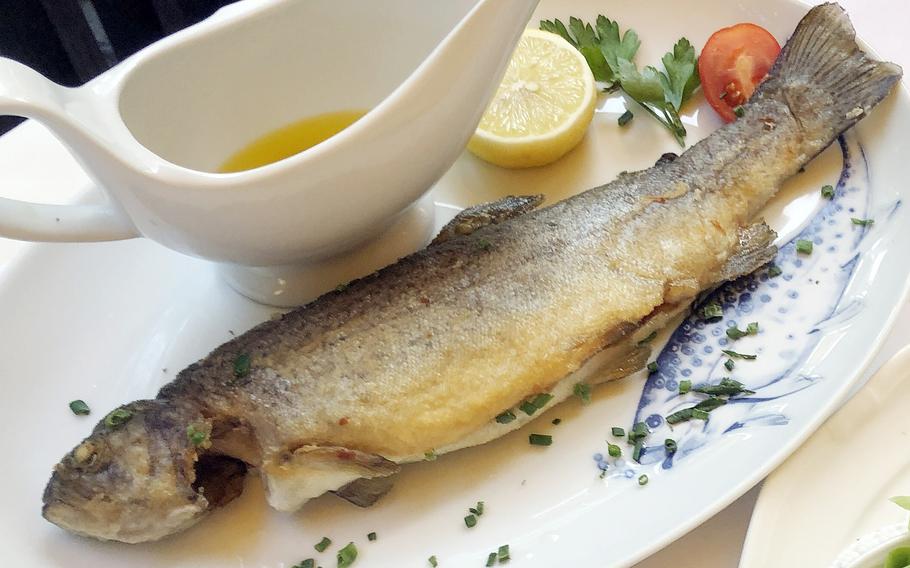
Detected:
[{"left": 191, "top": 454, "right": 248, "bottom": 509}]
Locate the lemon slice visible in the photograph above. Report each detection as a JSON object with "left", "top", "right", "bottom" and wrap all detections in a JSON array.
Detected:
[{"left": 468, "top": 29, "right": 597, "bottom": 169}]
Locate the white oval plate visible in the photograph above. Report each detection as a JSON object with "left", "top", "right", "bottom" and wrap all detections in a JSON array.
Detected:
[
  {"left": 739, "top": 345, "right": 910, "bottom": 568},
  {"left": 2, "top": 1, "right": 909, "bottom": 567}
]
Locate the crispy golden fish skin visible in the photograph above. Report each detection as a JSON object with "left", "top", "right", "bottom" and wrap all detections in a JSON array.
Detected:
[{"left": 43, "top": 3, "right": 902, "bottom": 543}]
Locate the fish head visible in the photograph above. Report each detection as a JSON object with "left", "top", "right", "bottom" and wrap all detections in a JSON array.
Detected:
[{"left": 42, "top": 399, "right": 247, "bottom": 543}]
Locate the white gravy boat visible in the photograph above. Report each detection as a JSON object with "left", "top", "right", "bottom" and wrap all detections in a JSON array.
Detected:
[{"left": 0, "top": 0, "right": 537, "bottom": 304}]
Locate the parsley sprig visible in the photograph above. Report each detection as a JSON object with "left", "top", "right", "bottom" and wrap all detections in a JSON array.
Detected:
[{"left": 540, "top": 16, "right": 700, "bottom": 145}]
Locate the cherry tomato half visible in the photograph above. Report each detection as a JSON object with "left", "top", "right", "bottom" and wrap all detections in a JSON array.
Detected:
[{"left": 698, "top": 23, "right": 781, "bottom": 122}]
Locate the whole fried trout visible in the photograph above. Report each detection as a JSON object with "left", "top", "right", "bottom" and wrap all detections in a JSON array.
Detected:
[{"left": 43, "top": 3, "right": 901, "bottom": 543}]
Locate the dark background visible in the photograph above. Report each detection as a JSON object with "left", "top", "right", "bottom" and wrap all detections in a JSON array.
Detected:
[{"left": 0, "top": 0, "right": 237, "bottom": 135}]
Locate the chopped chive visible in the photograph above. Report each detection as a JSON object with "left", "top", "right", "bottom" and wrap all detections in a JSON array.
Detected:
[
  {"left": 746, "top": 322, "right": 759, "bottom": 335},
  {"left": 428, "top": 556, "right": 438, "bottom": 567},
  {"left": 701, "top": 301, "right": 723, "bottom": 320},
  {"left": 691, "top": 408, "right": 710, "bottom": 420},
  {"left": 694, "top": 397, "right": 727, "bottom": 412},
  {"left": 529, "top": 433, "right": 552, "bottom": 446},
  {"left": 692, "top": 378, "right": 755, "bottom": 397},
  {"left": 334, "top": 283, "right": 348, "bottom": 293},
  {"left": 796, "top": 239, "right": 813, "bottom": 255},
  {"left": 628, "top": 422, "right": 649, "bottom": 444},
  {"left": 495, "top": 410, "right": 516, "bottom": 424},
  {"left": 607, "top": 443, "right": 622, "bottom": 458},
  {"left": 647, "top": 361, "right": 659, "bottom": 373},
  {"left": 531, "top": 393, "right": 553, "bottom": 409},
  {"left": 314, "top": 537, "right": 332, "bottom": 553},
  {"left": 679, "top": 380, "right": 691, "bottom": 395},
  {"left": 294, "top": 560, "right": 315, "bottom": 568},
  {"left": 664, "top": 438, "right": 677, "bottom": 454},
  {"left": 726, "top": 326, "right": 747, "bottom": 340},
  {"left": 336, "top": 542, "right": 357, "bottom": 568},
  {"left": 821, "top": 184, "right": 835, "bottom": 199},
  {"left": 733, "top": 105, "right": 745, "bottom": 118},
  {"left": 573, "top": 382, "right": 592, "bottom": 403},
  {"left": 186, "top": 424, "right": 209, "bottom": 447},
  {"left": 638, "top": 474, "right": 649, "bottom": 486},
  {"left": 498, "top": 544, "right": 510, "bottom": 563},
  {"left": 465, "top": 514, "right": 477, "bottom": 528},
  {"left": 618, "top": 110, "right": 634, "bottom": 126},
  {"left": 611, "top": 427, "right": 625, "bottom": 437},
  {"left": 476, "top": 238, "right": 492, "bottom": 251},
  {"left": 666, "top": 408, "right": 694, "bottom": 425},
  {"left": 637, "top": 331, "right": 657, "bottom": 345},
  {"left": 69, "top": 400, "right": 90, "bottom": 416},
  {"left": 551, "top": 418, "right": 562, "bottom": 425},
  {"left": 767, "top": 264, "right": 782, "bottom": 278},
  {"left": 519, "top": 401, "right": 538, "bottom": 416},
  {"left": 470, "top": 501, "right": 484, "bottom": 516},
  {"left": 367, "top": 532, "right": 377, "bottom": 542},
  {"left": 486, "top": 552, "right": 498, "bottom": 567},
  {"left": 724, "top": 359, "right": 735, "bottom": 371},
  {"left": 104, "top": 408, "right": 133, "bottom": 429},
  {"left": 424, "top": 450, "right": 437, "bottom": 461},
  {"left": 851, "top": 217, "right": 874, "bottom": 226},
  {"left": 722, "top": 349, "right": 757, "bottom": 360},
  {"left": 232, "top": 353, "right": 251, "bottom": 379}
]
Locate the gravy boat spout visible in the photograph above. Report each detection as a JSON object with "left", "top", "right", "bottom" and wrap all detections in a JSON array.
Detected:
[{"left": 0, "top": 0, "right": 539, "bottom": 299}]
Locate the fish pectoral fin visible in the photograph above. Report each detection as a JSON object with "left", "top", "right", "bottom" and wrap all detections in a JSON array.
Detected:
[
  {"left": 714, "top": 221, "right": 778, "bottom": 284},
  {"left": 261, "top": 445, "right": 399, "bottom": 512},
  {"left": 333, "top": 475, "right": 396, "bottom": 507},
  {"left": 431, "top": 194, "right": 545, "bottom": 244}
]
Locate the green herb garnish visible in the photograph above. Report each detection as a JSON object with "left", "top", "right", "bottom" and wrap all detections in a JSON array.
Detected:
[
  {"left": 721, "top": 349, "right": 756, "bottom": 360},
  {"left": 664, "top": 438, "right": 677, "bottom": 454},
  {"left": 733, "top": 105, "right": 745, "bottom": 118},
  {"left": 428, "top": 556, "right": 438, "bottom": 567},
  {"left": 540, "top": 15, "right": 700, "bottom": 145},
  {"left": 495, "top": 410, "right": 516, "bottom": 424},
  {"left": 69, "top": 400, "right": 90, "bottom": 416},
  {"left": 573, "top": 382, "right": 592, "bottom": 403},
  {"left": 233, "top": 353, "right": 251, "bottom": 378},
  {"left": 186, "top": 424, "right": 209, "bottom": 447},
  {"left": 726, "top": 322, "right": 758, "bottom": 340},
  {"left": 628, "top": 421, "right": 649, "bottom": 444},
  {"left": 607, "top": 443, "right": 622, "bottom": 458},
  {"left": 821, "top": 184, "right": 835, "bottom": 199},
  {"left": 796, "top": 239, "right": 813, "bottom": 255},
  {"left": 747, "top": 322, "right": 759, "bottom": 335},
  {"left": 529, "top": 433, "right": 552, "bottom": 446},
  {"left": 851, "top": 217, "right": 874, "bottom": 226},
  {"left": 618, "top": 110, "right": 634, "bottom": 126},
  {"left": 724, "top": 359, "right": 735, "bottom": 371},
  {"left": 679, "top": 380, "right": 691, "bottom": 395},
  {"left": 552, "top": 418, "right": 562, "bottom": 425},
  {"left": 498, "top": 544, "right": 511, "bottom": 563},
  {"left": 336, "top": 542, "right": 357, "bottom": 568},
  {"left": 519, "top": 401, "right": 538, "bottom": 416},
  {"left": 314, "top": 537, "right": 332, "bottom": 553},
  {"left": 486, "top": 552, "right": 498, "bottom": 567},
  {"left": 477, "top": 238, "right": 493, "bottom": 251},
  {"left": 647, "top": 361, "right": 659, "bottom": 373},
  {"left": 611, "top": 427, "right": 625, "bottom": 437},
  {"left": 638, "top": 331, "right": 657, "bottom": 345},
  {"left": 470, "top": 501, "right": 485, "bottom": 516},
  {"left": 638, "top": 474, "right": 649, "bottom": 486},
  {"left": 632, "top": 440, "right": 645, "bottom": 462},
  {"left": 335, "top": 283, "right": 348, "bottom": 293},
  {"left": 104, "top": 408, "right": 133, "bottom": 429},
  {"left": 465, "top": 514, "right": 477, "bottom": 528},
  {"left": 701, "top": 301, "right": 723, "bottom": 320},
  {"left": 694, "top": 397, "right": 727, "bottom": 412},
  {"left": 532, "top": 393, "right": 554, "bottom": 408},
  {"left": 424, "top": 450, "right": 437, "bottom": 461},
  {"left": 293, "top": 560, "right": 315, "bottom": 568},
  {"left": 692, "top": 378, "right": 754, "bottom": 397},
  {"left": 767, "top": 264, "right": 782, "bottom": 278},
  {"left": 367, "top": 532, "right": 377, "bottom": 542}
]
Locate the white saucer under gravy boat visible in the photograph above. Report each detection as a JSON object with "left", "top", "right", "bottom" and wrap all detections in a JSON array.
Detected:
[{"left": 0, "top": 0, "right": 537, "bottom": 305}]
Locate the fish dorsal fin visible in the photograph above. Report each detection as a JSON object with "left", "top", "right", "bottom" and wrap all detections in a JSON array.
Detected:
[{"left": 432, "top": 194, "right": 544, "bottom": 245}]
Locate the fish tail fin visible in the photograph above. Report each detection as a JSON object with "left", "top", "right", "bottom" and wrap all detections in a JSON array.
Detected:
[{"left": 764, "top": 3, "right": 901, "bottom": 136}]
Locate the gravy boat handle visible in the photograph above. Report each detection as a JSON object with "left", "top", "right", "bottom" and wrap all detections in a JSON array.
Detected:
[{"left": 0, "top": 58, "right": 137, "bottom": 242}]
